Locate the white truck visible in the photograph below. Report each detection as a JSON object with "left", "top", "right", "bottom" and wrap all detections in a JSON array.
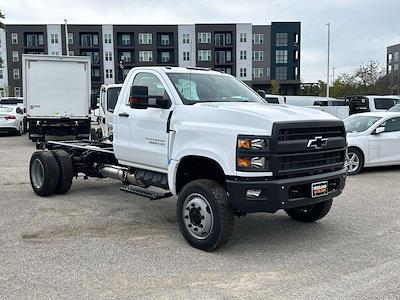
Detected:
[
  {"left": 29, "top": 67, "right": 347, "bottom": 251},
  {"left": 93, "top": 84, "right": 123, "bottom": 140},
  {"left": 23, "top": 55, "right": 93, "bottom": 141}
]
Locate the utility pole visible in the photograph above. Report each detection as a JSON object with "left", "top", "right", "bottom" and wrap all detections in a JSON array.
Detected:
[
  {"left": 332, "top": 67, "right": 336, "bottom": 84},
  {"left": 326, "top": 23, "right": 330, "bottom": 98},
  {"left": 64, "top": 19, "right": 69, "bottom": 56}
]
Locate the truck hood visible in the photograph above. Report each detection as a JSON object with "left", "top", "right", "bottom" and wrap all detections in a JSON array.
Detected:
[
  {"left": 173, "top": 102, "right": 340, "bottom": 136},
  {"left": 195, "top": 102, "right": 337, "bottom": 122}
]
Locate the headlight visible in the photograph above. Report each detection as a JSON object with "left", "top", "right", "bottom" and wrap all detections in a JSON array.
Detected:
[{"left": 236, "top": 135, "right": 270, "bottom": 172}]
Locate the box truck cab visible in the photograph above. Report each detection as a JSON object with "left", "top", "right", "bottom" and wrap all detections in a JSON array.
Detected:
[
  {"left": 95, "top": 84, "right": 123, "bottom": 139},
  {"left": 30, "top": 67, "right": 347, "bottom": 251}
]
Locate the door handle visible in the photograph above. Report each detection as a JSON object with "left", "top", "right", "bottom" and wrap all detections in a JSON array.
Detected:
[{"left": 119, "top": 112, "right": 129, "bottom": 117}]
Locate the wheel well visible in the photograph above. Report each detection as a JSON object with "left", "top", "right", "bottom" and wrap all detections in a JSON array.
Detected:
[
  {"left": 175, "top": 156, "right": 226, "bottom": 194},
  {"left": 348, "top": 146, "right": 364, "bottom": 160}
]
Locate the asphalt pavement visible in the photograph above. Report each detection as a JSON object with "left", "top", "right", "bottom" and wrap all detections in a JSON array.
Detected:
[{"left": 0, "top": 134, "right": 399, "bottom": 299}]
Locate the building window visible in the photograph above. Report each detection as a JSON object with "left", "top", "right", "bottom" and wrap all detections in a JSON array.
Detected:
[
  {"left": 388, "top": 53, "right": 393, "bottom": 63},
  {"left": 198, "top": 50, "right": 211, "bottom": 61},
  {"left": 120, "top": 34, "right": 132, "bottom": 46},
  {"left": 266, "top": 67, "right": 270, "bottom": 78},
  {"left": 295, "top": 66, "right": 299, "bottom": 78},
  {"left": 239, "top": 33, "right": 247, "bottom": 43},
  {"left": 139, "top": 33, "right": 152, "bottom": 44},
  {"left": 215, "top": 50, "right": 231, "bottom": 64},
  {"left": 252, "top": 68, "right": 264, "bottom": 79},
  {"left": 139, "top": 51, "right": 153, "bottom": 62},
  {"left": 51, "top": 52, "right": 59, "bottom": 56},
  {"left": 276, "top": 67, "right": 287, "bottom": 80},
  {"left": 161, "top": 52, "right": 171, "bottom": 63},
  {"left": 12, "top": 51, "right": 19, "bottom": 62},
  {"left": 0, "top": 69, "right": 3, "bottom": 79},
  {"left": 252, "top": 51, "right": 264, "bottom": 61},
  {"left": 81, "top": 51, "right": 100, "bottom": 64},
  {"left": 198, "top": 32, "right": 211, "bottom": 44},
  {"left": 214, "top": 33, "right": 232, "bottom": 46},
  {"left": 80, "top": 34, "right": 99, "bottom": 47},
  {"left": 240, "top": 50, "right": 247, "bottom": 60},
  {"left": 50, "top": 33, "right": 59, "bottom": 44},
  {"left": 182, "top": 33, "right": 190, "bottom": 44},
  {"left": 394, "top": 52, "right": 399, "bottom": 62},
  {"left": 68, "top": 33, "right": 73, "bottom": 45},
  {"left": 295, "top": 33, "right": 299, "bottom": 44},
  {"left": 160, "top": 34, "right": 170, "bottom": 46},
  {"left": 295, "top": 50, "right": 299, "bottom": 61},
  {"left": 252, "top": 34, "right": 263, "bottom": 44},
  {"left": 276, "top": 50, "right": 288, "bottom": 63},
  {"left": 25, "top": 33, "right": 44, "bottom": 47},
  {"left": 105, "top": 69, "right": 113, "bottom": 79},
  {"left": 68, "top": 50, "right": 74, "bottom": 56},
  {"left": 14, "top": 87, "right": 21, "bottom": 97},
  {"left": 121, "top": 51, "right": 132, "bottom": 63},
  {"left": 239, "top": 68, "right": 247, "bottom": 78},
  {"left": 13, "top": 69, "right": 20, "bottom": 80},
  {"left": 276, "top": 33, "right": 288, "bottom": 47},
  {"left": 394, "top": 64, "right": 399, "bottom": 71},
  {"left": 104, "top": 33, "right": 112, "bottom": 44},
  {"left": 11, "top": 33, "right": 18, "bottom": 44},
  {"left": 183, "top": 51, "right": 190, "bottom": 61},
  {"left": 92, "top": 68, "right": 100, "bottom": 78},
  {"left": 388, "top": 65, "right": 392, "bottom": 73},
  {"left": 105, "top": 51, "right": 113, "bottom": 61}
]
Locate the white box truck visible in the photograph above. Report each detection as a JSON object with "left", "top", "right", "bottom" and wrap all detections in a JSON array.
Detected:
[{"left": 23, "top": 55, "right": 92, "bottom": 141}]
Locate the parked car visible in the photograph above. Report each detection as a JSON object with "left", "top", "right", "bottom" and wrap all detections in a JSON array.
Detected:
[
  {"left": 0, "top": 105, "right": 25, "bottom": 135},
  {"left": 264, "top": 94, "right": 285, "bottom": 105},
  {"left": 344, "top": 112, "right": 400, "bottom": 175},
  {"left": 345, "top": 95, "right": 400, "bottom": 115}
]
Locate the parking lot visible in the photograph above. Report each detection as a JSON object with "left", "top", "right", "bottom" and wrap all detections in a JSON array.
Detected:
[{"left": 0, "top": 134, "right": 399, "bottom": 299}]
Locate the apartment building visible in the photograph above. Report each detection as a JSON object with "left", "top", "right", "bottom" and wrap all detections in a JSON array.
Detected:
[
  {"left": 387, "top": 43, "right": 400, "bottom": 93},
  {"left": 0, "top": 22, "right": 300, "bottom": 97}
]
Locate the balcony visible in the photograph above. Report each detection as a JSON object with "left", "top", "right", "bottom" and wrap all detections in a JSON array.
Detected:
[
  {"left": 24, "top": 33, "right": 44, "bottom": 48},
  {"left": 214, "top": 33, "right": 233, "bottom": 47},
  {"left": 80, "top": 33, "right": 99, "bottom": 47}
]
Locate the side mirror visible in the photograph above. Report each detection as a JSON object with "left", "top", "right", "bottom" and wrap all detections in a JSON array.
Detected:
[
  {"left": 257, "top": 90, "right": 266, "bottom": 98},
  {"left": 129, "top": 85, "right": 170, "bottom": 109},
  {"left": 373, "top": 127, "right": 385, "bottom": 135},
  {"left": 90, "top": 94, "right": 99, "bottom": 110}
]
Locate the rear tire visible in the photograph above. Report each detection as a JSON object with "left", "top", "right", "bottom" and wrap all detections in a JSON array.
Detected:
[
  {"left": 177, "top": 179, "right": 235, "bottom": 251},
  {"left": 29, "top": 151, "right": 60, "bottom": 196},
  {"left": 284, "top": 199, "right": 333, "bottom": 222},
  {"left": 51, "top": 150, "right": 73, "bottom": 194}
]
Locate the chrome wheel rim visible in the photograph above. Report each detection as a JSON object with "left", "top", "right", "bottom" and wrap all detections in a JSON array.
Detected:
[
  {"left": 182, "top": 193, "right": 214, "bottom": 240},
  {"left": 31, "top": 158, "right": 45, "bottom": 189},
  {"left": 346, "top": 152, "right": 360, "bottom": 173}
]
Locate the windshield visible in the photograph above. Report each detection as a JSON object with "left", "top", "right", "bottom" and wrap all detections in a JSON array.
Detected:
[
  {"left": 343, "top": 115, "right": 381, "bottom": 133},
  {"left": 0, "top": 107, "right": 14, "bottom": 113},
  {"left": 167, "top": 73, "right": 265, "bottom": 105},
  {"left": 107, "top": 87, "right": 121, "bottom": 112}
]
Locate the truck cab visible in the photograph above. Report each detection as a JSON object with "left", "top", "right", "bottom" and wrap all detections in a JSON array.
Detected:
[
  {"left": 346, "top": 95, "right": 400, "bottom": 115},
  {"left": 96, "top": 84, "right": 122, "bottom": 139}
]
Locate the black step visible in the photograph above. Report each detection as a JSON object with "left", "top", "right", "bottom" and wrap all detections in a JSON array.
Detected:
[{"left": 120, "top": 185, "right": 172, "bottom": 200}]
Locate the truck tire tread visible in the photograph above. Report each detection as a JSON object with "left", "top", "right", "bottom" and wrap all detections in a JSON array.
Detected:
[{"left": 29, "top": 151, "right": 60, "bottom": 197}]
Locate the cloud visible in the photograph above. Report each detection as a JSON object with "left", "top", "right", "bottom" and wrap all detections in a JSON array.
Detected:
[{"left": 2, "top": 0, "right": 400, "bottom": 82}]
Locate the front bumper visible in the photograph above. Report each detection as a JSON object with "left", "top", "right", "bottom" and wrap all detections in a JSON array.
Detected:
[{"left": 226, "top": 168, "right": 347, "bottom": 213}]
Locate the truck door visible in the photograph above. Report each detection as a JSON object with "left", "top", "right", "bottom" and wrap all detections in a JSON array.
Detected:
[
  {"left": 368, "top": 117, "right": 400, "bottom": 165},
  {"left": 116, "top": 71, "right": 173, "bottom": 171}
]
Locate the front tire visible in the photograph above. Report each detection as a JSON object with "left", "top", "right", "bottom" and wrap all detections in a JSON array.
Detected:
[
  {"left": 177, "top": 179, "right": 234, "bottom": 251},
  {"left": 284, "top": 199, "right": 333, "bottom": 222},
  {"left": 29, "top": 151, "right": 60, "bottom": 196}
]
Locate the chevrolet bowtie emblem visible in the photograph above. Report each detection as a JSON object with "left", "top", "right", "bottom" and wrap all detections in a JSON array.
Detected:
[{"left": 307, "top": 136, "right": 328, "bottom": 149}]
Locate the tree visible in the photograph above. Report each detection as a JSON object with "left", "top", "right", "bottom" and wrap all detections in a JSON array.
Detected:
[{"left": 271, "top": 80, "right": 280, "bottom": 95}]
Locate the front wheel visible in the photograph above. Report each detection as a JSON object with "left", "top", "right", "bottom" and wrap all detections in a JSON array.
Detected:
[
  {"left": 177, "top": 179, "right": 234, "bottom": 251},
  {"left": 284, "top": 199, "right": 333, "bottom": 222}
]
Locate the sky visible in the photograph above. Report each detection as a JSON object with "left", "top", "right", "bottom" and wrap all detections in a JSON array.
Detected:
[{"left": 2, "top": 0, "right": 400, "bottom": 82}]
